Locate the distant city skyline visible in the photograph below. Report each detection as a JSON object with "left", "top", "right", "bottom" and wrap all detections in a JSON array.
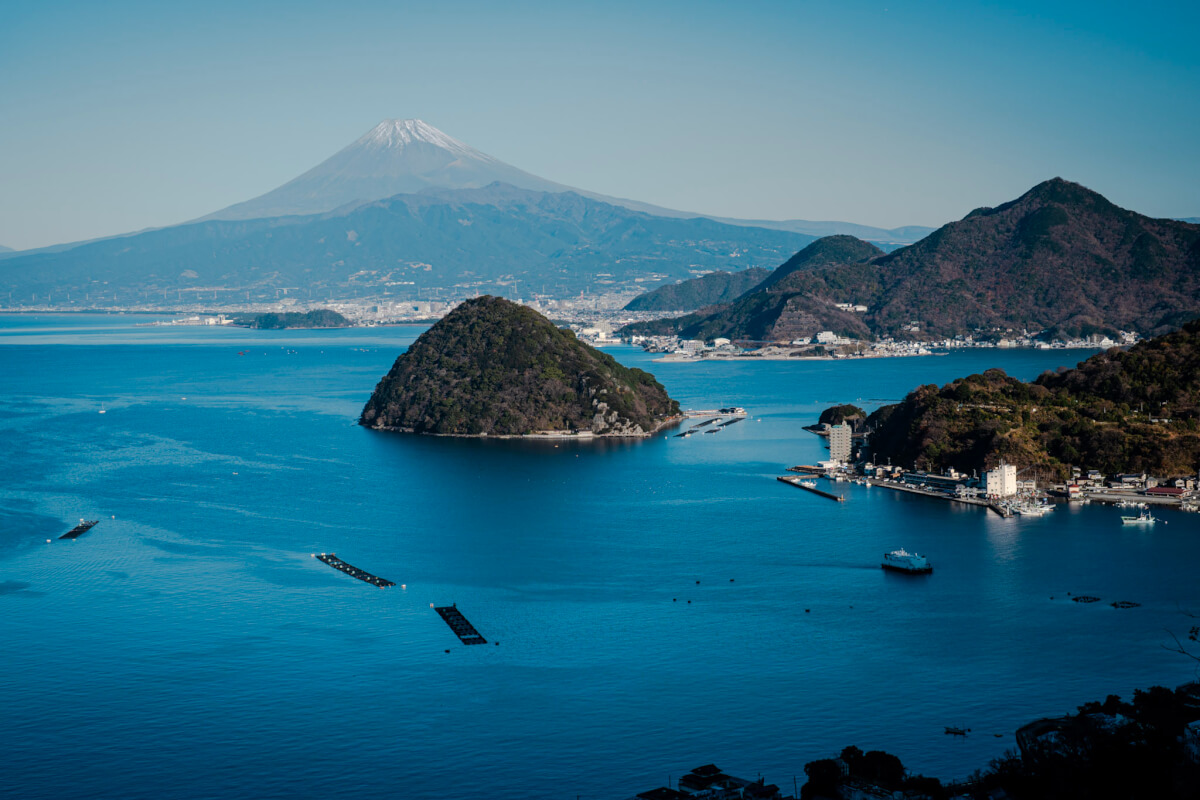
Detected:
[{"left": 2, "top": 0, "right": 1198, "bottom": 250}]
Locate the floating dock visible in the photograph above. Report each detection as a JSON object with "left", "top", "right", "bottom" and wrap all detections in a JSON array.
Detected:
[
  {"left": 59, "top": 520, "right": 99, "bottom": 540},
  {"left": 312, "top": 553, "right": 395, "bottom": 587},
  {"left": 777, "top": 475, "right": 845, "bottom": 502},
  {"left": 434, "top": 604, "right": 487, "bottom": 645},
  {"left": 988, "top": 502, "right": 1013, "bottom": 518}
]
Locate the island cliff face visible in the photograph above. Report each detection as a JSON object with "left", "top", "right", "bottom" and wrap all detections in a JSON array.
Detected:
[{"left": 360, "top": 296, "right": 680, "bottom": 437}]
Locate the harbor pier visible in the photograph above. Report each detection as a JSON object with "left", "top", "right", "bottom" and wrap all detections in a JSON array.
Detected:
[{"left": 777, "top": 475, "right": 845, "bottom": 502}]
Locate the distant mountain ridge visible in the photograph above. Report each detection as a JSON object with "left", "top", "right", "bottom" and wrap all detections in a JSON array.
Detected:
[
  {"left": 622, "top": 179, "right": 1200, "bottom": 342},
  {"left": 0, "top": 184, "right": 816, "bottom": 301}
]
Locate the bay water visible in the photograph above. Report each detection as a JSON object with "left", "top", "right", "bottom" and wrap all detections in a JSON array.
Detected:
[{"left": 2, "top": 314, "right": 1198, "bottom": 799}]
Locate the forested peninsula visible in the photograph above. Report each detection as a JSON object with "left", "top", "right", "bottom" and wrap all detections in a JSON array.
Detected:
[{"left": 862, "top": 318, "right": 1200, "bottom": 480}]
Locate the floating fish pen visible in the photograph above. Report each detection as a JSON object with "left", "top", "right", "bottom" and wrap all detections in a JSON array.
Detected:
[
  {"left": 1071, "top": 595, "right": 1101, "bottom": 604},
  {"left": 59, "top": 520, "right": 99, "bottom": 540},
  {"left": 312, "top": 553, "right": 395, "bottom": 587},
  {"left": 434, "top": 604, "right": 487, "bottom": 645},
  {"left": 777, "top": 475, "right": 845, "bottom": 502},
  {"left": 704, "top": 428, "right": 720, "bottom": 434},
  {"left": 1111, "top": 600, "right": 1141, "bottom": 609},
  {"left": 717, "top": 417, "right": 743, "bottom": 427},
  {"left": 692, "top": 418, "right": 719, "bottom": 429}
]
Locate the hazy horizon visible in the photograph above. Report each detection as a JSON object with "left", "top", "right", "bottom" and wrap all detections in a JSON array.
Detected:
[{"left": 2, "top": 0, "right": 1198, "bottom": 250}]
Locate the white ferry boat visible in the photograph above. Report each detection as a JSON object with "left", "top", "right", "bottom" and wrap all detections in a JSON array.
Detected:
[
  {"left": 881, "top": 549, "right": 933, "bottom": 574},
  {"left": 1121, "top": 509, "right": 1157, "bottom": 525}
]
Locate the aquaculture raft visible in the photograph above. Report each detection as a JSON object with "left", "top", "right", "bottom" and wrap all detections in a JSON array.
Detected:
[
  {"left": 434, "top": 605, "right": 488, "bottom": 645},
  {"left": 59, "top": 520, "right": 99, "bottom": 540},
  {"left": 312, "top": 553, "right": 395, "bottom": 587}
]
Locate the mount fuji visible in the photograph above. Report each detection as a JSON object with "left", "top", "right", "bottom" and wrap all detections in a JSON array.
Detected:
[
  {"left": 0, "top": 119, "right": 933, "bottom": 305},
  {"left": 201, "top": 120, "right": 575, "bottom": 221},
  {"left": 200, "top": 119, "right": 932, "bottom": 244}
]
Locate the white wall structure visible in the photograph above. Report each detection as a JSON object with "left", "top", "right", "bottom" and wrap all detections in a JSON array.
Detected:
[
  {"left": 985, "top": 462, "right": 1018, "bottom": 498},
  {"left": 829, "top": 422, "right": 852, "bottom": 464}
]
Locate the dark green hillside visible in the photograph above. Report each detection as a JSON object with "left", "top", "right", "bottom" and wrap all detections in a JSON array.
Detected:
[
  {"left": 623, "top": 267, "right": 771, "bottom": 311},
  {"left": 860, "top": 318, "right": 1200, "bottom": 479},
  {"left": 0, "top": 184, "right": 814, "bottom": 304},
  {"left": 361, "top": 296, "right": 679, "bottom": 436}
]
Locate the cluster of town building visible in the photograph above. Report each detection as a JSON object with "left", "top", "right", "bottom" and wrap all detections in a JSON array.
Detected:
[{"left": 818, "top": 420, "right": 1199, "bottom": 507}]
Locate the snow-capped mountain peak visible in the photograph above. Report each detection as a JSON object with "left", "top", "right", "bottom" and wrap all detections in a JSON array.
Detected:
[{"left": 358, "top": 119, "right": 488, "bottom": 161}]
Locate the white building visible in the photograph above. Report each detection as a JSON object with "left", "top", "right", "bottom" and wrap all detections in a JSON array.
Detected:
[
  {"left": 985, "top": 462, "right": 1018, "bottom": 498},
  {"left": 829, "top": 423, "right": 852, "bottom": 464}
]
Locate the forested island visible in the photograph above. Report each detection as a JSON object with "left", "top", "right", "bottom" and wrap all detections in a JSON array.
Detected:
[
  {"left": 860, "top": 318, "right": 1200, "bottom": 480},
  {"left": 360, "top": 296, "right": 679, "bottom": 437},
  {"left": 234, "top": 309, "right": 351, "bottom": 329}
]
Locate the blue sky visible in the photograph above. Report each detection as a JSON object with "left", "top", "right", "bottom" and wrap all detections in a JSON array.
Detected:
[{"left": 1, "top": 0, "right": 1198, "bottom": 249}]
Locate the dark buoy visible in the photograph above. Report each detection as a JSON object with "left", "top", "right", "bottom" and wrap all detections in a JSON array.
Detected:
[
  {"left": 729, "top": 578, "right": 734, "bottom": 582},
  {"left": 495, "top": 642, "right": 500, "bottom": 646},
  {"left": 687, "top": 600, "right": 691, "bottom": 604},
  {"left": 673, "top": 598, "right": 677, "bottom": 602},
  {"left": 444, "top": 649, "right": 450, "bottom": 653},
  {"left": 696, "top": 580, "right": 700, "bottom": 584},
  {"left": 805, "top": 609, "right": 810, "bottom": 613}
]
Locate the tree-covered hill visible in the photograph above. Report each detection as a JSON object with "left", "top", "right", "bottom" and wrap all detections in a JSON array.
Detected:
[
  {"left": 237, "top": 309, "right": 350, "bottom": 329},
  {"left": 623, "top": 267, "right": 771, "bottom": 311},
  {"left": 361, "top": 296, "right": 679, "bottom": 436},
  {"left": 619, "top": 235, "right": 882, "bottom": 341}
]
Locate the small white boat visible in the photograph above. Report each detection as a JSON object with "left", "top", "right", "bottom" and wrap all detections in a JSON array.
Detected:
[{"left": 1121, "top": 509, "right": 1157, "bottom": 525}]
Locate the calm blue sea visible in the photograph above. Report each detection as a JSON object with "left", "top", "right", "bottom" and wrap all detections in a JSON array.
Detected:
[{"left": 2, "top": 313, "right": 1198, "bottom": 799}]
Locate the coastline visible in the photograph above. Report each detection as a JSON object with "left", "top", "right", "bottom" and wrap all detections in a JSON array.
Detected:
[
  {"left": 362, "top": 413, "right": 685, "bottom": 440},
  {"left": 652, "top": 351, "right": 944, "bottom": 363}
]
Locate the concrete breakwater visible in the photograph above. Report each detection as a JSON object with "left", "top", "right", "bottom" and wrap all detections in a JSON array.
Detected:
[{"left": 777, "top": 475, "right": 845, "bottom": 502}]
